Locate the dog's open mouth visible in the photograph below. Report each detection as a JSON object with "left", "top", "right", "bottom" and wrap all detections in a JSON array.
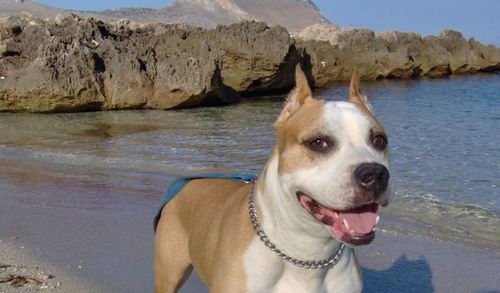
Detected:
[{"left": 297, "top": 192, "right": 379, "bottom": 246}]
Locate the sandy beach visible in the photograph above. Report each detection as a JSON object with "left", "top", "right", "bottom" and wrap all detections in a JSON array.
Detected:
[
  {"left": 0, "top": 240, "right": 109, "bottom": 293},
  {"left": 1, "top": 183, "right": 499, "bottom": 293}
]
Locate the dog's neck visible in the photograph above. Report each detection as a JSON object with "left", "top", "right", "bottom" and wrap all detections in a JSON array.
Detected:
[{"left": 254, "top": 150, "right": 345, "bottom": 263}]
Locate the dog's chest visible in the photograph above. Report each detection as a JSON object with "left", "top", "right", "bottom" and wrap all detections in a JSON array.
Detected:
[{"left": 242, "top": 238, "right": 362, "bottom": 293}]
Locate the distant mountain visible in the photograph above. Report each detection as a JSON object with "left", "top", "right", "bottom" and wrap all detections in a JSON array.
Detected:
[
  {"left": 0, "top": 0, "right": 63, "bottom": 18},
  {"left": 158, "top": 0, "right": 330, "bottom": 32},
  {"left": 0, "top": 0, "right": 330, "bottom": 32}
]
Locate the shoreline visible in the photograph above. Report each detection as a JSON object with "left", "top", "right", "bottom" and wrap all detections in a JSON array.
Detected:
[{"left": 1, "top": 186, "right": 499, "bottom": 292}]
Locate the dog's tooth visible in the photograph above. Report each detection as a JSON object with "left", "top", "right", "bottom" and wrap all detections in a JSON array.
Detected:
[
  {"left": 343, "top": 218, "right": 350, "bottom": 230},
  {"left": 334, "top": 212, "right": 340, "bottom": 219},
  {"left": 375, "top": 215, "right": 380, "bottom": 225}
]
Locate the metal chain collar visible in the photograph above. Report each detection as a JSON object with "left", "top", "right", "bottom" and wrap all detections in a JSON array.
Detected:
[{"left": 247, "top": 190, "right": 345, "bottom": 269}]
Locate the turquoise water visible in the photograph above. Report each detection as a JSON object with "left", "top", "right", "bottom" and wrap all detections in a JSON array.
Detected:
[{"left": 0, "top": 74, "right": 499, "bottom": 248}]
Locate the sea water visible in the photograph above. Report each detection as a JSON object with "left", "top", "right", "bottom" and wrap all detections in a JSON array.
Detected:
[{"left": 0, "top": 74, "right": 499, "bottom": 249}]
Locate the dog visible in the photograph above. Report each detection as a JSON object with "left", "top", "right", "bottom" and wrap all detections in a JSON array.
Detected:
[{"left": 154, "top": 65, "right": 390, "bottom": 292}]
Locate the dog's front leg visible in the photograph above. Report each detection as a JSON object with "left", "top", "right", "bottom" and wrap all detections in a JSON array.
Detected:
[{"left": 154, "top": 208, "right": 193, "bottom": 293}]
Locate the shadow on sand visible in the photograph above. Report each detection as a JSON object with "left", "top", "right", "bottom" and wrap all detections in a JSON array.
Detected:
[
  {"left": 362, "top": 255, "right": 434, "bottom": 293},
  {"left": 180, "top": 254, "right": 434, "bottom": 293}
]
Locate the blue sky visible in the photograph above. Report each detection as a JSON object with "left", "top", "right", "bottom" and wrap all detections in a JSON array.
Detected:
[{"left": 37, "top": 0, "right": 499, "bottom": 46}]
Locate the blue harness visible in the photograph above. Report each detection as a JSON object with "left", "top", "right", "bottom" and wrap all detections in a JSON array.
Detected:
[{"left": 153, "top": 173, "right": 257, "bottom": 232}]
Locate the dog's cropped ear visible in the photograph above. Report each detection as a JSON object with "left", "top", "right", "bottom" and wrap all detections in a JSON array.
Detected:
[
  {"left": 275, "top": 65, "right": 313, "bottom": 124},
  {"left": 348, "top": 70, "right": 375, "bottom": 115}
]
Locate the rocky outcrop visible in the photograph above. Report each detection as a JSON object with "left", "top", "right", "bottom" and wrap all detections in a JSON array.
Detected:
[
  {"left": 0, "top": 14, "right": 297, "bottom": 112},
  {"left": 296, "top": 24, "right": 500, "bottom": 86},
  {"left": 0, "top": 15, "right": 499, "bottom": 113}
]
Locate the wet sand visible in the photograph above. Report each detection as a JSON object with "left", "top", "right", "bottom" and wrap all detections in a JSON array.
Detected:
[{"left": 1, "top": 182, "right": 499, "bottom": 293}]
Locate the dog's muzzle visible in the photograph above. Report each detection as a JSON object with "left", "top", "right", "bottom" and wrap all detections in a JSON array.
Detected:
[{"left": 354, "top": 163, "right": 390, "bottom": 199}]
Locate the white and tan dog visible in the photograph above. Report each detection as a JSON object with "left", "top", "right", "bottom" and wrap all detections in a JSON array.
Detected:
[{"left": 155, "top": 65, "right": 390, "bottom": 292}]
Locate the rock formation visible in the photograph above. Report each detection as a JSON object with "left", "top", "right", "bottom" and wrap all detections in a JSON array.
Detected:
[
  {"left": 0, "top": 14, "right": 298, "bottom": 112},
  {"left": 0, "top": 15, "right": 499, "bottom": 113},
  {"left": 295, "top": 24, "right": 500, "bottom": 86}
]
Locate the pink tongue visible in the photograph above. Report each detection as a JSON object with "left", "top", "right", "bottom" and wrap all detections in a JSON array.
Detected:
[
  {"left": 298, "top": 194, "right": 378, "bottom": 236},
  {"left": 338, "top": 205, "right": 377, "bottom": 235}
]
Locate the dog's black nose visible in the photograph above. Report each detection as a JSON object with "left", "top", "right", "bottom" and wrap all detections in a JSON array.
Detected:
[{"left": 354, "top": 163, "right": 390, "bottom": 197}]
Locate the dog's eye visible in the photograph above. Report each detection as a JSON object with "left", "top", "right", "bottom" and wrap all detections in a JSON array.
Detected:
[
  {"left": 372, "top": 134, "right": 388, "bottom": 150},
  {"left": 305, "top": 137, "right": 333, "bottom": 153}
]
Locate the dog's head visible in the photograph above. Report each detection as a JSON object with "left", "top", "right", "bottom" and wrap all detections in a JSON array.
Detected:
[{"left": 273, "top": 65, "right": 390, "bottom": 246}]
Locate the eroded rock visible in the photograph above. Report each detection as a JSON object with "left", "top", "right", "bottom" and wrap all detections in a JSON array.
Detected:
[
  {"left": 0, "top": 15, "right": 499, "bottom": 113},
  {"left": 0, "top": 15, "right": 297, "bottom": 112},
  {"left": 296, "top": 24, "right": 500, "bottom": 83}
]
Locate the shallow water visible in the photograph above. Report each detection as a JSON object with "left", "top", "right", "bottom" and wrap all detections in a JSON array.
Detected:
[{"left": 0, "top": 74, "right": 499, "bottom": 249}]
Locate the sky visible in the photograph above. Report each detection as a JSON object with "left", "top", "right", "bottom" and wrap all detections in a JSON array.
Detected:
[{"left": 37, "top": 0, "right": 499, "bottom": 46}]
